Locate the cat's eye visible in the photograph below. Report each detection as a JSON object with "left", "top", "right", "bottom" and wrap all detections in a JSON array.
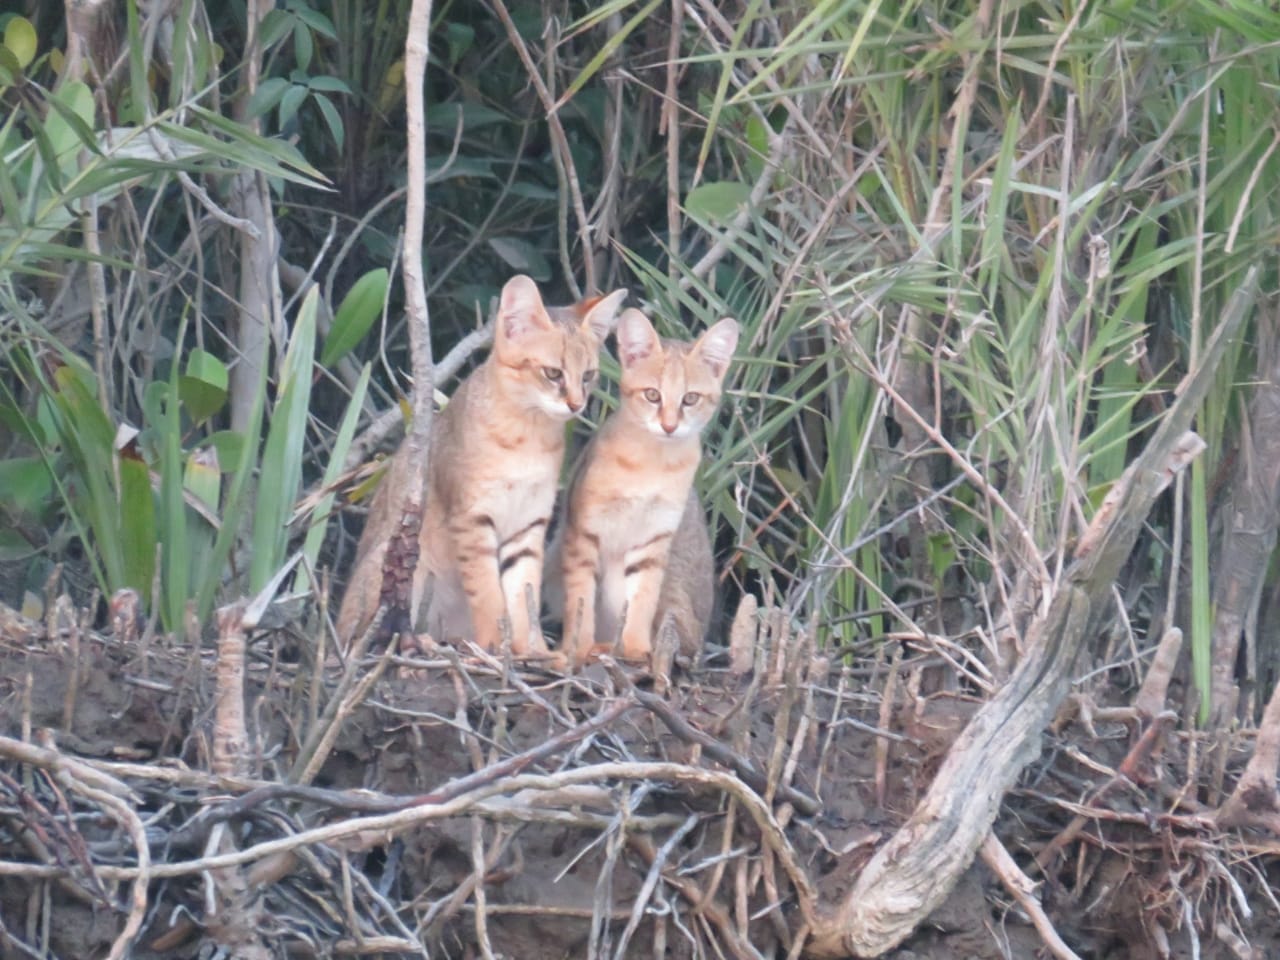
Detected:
[
  {"left": 643, "top": 388, "right": 661, "bottom": 404},
  {"left": 681, "top": 392, "right": 701, "bottom": 406},
  {"left": 582, "top": 369, "right": 597, "bottom": 385},
  {"left": 543, "top": 367, "right": 564, "bottom": 383}
]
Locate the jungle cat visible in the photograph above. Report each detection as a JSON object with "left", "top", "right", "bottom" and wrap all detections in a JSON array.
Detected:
[
  {"left": 551, "top": 308, "right": 738, "bottom": 668},
  {"left": 336, "top": 275, "right": 626, "bottom": 655}
]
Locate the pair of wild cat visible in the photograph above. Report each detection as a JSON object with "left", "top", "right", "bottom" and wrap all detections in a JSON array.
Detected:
[{"left": 337, "top": 274, "right": 738, "bottom": 669}]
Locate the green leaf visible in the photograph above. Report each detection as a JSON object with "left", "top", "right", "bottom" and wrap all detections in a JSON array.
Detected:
[
  {"left": 181, "top": 443, "right": 220, "bottom": 627},
  {"left": 321, "top": 267, "right": 388, "bottom": 366},
  {"left": 124, "top": 0, "right": 147, "bottom": 126},
  {"left": 744, "top": 113, "right": 770, "bottom": 181},
  {"left": 555, "top": 0, "right": 662, "bottom": 108},
  {"left": 43, "top": 81, "right": 98, "bottom": 182},
  {"left": 926, "top": 531, "right": 956, "bottom": 583},
  {"left": 487, "top": 236, "right": 551, "bottom": 280},
  {"left": 505, "top": 181, "right": 557, "bottom": 201},
  {"left": 117, "top": 436, "right": 157, "bottom": 605},
  {"left": 247, "top": 76, "right": 291, "bottom": 118},
  {"left": 249, "top": 287, "right": 318, "bottom": 591},
  {"left": 425, "top": 101, "right": 507, "bottom": 130},
  {"left": 279, "top": 83, "right": 308, "bottom": 128},
  {"left": 685, "top": 181, "right": 752, "bottom": 223},
  {"left": 307, "top": 75, "right": 351, "bottom": 94},
  {"left": 312, "top": 92, "right": 344, "bottom": 151},
  {"left": 444, "top": 22, "right": 475, "bottom": 68},
  {"left": 178, "top": 348, "right": 228, "bottom": 422},
  {"left": 204, "top": 430, "right": 249, "bottom": 474},
  {"left": 183, "top": 446, "right": 221, "bottom": 510},
  {"left": 291, "top": 4, "right": 337, "bottom": 39},
  {"left": 259, "top": 9, "right": 294, "bottom": 49},
  {"left": 3, "top": 15, "right": 36, "bottom": 69},
  {"left": 293, "top": 20, "right": 313, "bottom": 72},
  {"left": 164, "top": 113, "right": 329, "bottom": 185},
  {"left": 0, "top": 456, "right": 53, "bottom": 516},
  {"left": 157, "top": 349, "right": 189, "bottom": 632}
]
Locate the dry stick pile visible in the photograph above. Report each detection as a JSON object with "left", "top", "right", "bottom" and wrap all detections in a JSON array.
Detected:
[
  {"left": 0, "top": 579, "right": 1277, "bottom": 960},
  {"left": 0, "top": 594, "right": 837, "bottom": 958}
]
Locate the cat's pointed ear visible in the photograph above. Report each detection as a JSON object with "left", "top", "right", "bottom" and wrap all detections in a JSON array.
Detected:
[
  {"left": 578, "top": 288, "right": 628, "bottom": 341},
  {"left": 695, "top": 318, "right": 739, "bottom": 380},
  {"left": 616, "top": 309, "right": 661, "bottom": 368},
  {"left": 498, "top": 275, "right": 552, "bottom": 342}
]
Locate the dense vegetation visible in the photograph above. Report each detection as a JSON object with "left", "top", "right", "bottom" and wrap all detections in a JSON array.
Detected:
[{"left": 1, "top": 0, "right": 1279, "bottom": 956}]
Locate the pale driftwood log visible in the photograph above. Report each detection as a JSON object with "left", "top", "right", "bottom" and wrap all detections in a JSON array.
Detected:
[{"left": 806, "top": 268, "right": 1259, "bottom": 958}]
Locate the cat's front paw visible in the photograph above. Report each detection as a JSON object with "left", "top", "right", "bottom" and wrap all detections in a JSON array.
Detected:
[{"left": 619, "top": 630, "right": 653, "bottom": 662}]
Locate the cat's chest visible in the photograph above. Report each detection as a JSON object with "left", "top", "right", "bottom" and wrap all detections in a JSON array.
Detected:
[
  {"left": 477, "top": 461, "right": 558, "bottom": 531},
  {"left": 586, "top": 478, "right": 689, "bottom": 549}
]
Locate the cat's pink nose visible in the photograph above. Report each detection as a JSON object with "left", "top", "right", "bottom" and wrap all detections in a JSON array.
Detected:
[
  {"left": 661, "top": 419, "right": 678, "bottom": 434},
  {"left": 567, "top": 398, "right": 584, "bottom": 413}
]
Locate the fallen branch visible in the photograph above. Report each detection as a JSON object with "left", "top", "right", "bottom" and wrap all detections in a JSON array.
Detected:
[
  {"left": 980, "top": 833, "right": 1081, "bottom": 960},
  {"left": 806, "top": 267, "right": 1259, "bottom": 958}
]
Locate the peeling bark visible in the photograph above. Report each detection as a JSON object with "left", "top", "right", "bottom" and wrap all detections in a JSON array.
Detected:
[{"left": 1208, "top": 303, "right": 1280, "bottom": 727}]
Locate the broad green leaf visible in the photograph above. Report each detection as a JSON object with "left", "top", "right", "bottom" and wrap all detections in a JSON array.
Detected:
[
  {"left": 3, "top": 15, "right": 36, "bottom": 69},
  {"left": 142, "top": 381, "right": 169, "bottom": 433},
  {"left": 248, "top": 76, "right": 291, "bottom": 118},
  {"left": 183, "top": 446, "right": 221, "bottom": 511},
  {"left": 44, "top": 81, "right": 97, "bottom": 174},
  {"left": 321, "top": 267, "right": 389, "bottom": 367},
  {"left": 0, "top": 527, "right": 37, "bottom": 562},
  {"left": 291, "top": 4, "right": 337, "bottom": 39},
  {"left": 0, "top": 456, "right": 53, "bottom": 515},
  {"left": 249, "top": 287, "right": 318, "bottom": 591},
  {"left": 179, "top": 348, "right": 229, "bottom": 422},
  {"left": 181, "top": 443, "right": 221, "bottom": 628},
  {"left": 685, "top": 181, "right": 752, "bottom": 223},
  {"left": 293, "top": 20, "right": 313, "bottom": 72},
  {"left": 47, "top": 359, "right": 123, "bottom": 591},
  {"left": 204, "top": 430, "right": 249, "bottom": 474},
  {"left": 259, "top": 10, "right": 294, "bottom": 50},
  {"left": 117, "top": 436, "right": 157, "bottom": 605},
  {"left": 307, "top": 75, "right": 351, "bottom": 94},
  {"left": 313, "top": 93, "right": 344, "bottom": 151},
  {"left": 279, "top": 83, "right": 308, "bottom": 128},
  {"left": 445, "top": 22, "right": 475, "bottom": 68}
]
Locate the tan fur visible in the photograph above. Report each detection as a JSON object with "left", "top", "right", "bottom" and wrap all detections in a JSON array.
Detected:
[
  {"left": 337, "top": 276, "right": 625, "bottom": 654},
  {"left": 551, "top": 309, "right": 738, "bottom": 667}
]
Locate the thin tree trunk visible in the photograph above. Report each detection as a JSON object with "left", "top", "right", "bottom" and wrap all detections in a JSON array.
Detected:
[{"left": 228, "top": 0, "right": 281, "bottom": 434}]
